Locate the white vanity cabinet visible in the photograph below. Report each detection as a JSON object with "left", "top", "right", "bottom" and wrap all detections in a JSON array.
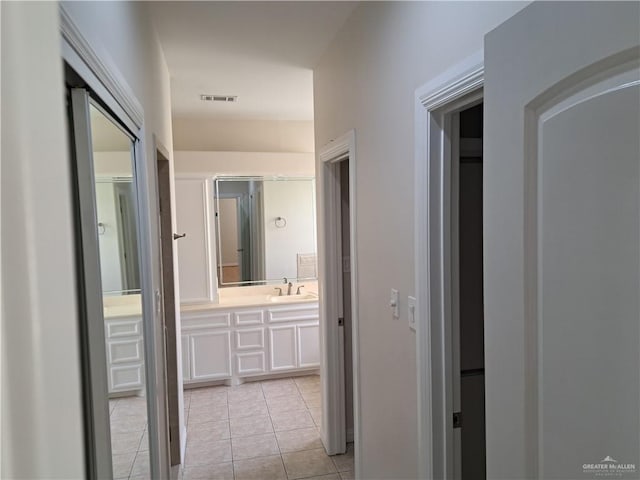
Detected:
[
  {"left": 267, "top": 303, "right": 320, "bottom": 372},
  {"left": 105, "top": 315, "right": 144, "bottom": 394},
  {"left": 181, "top": 310, "right": 232, "bottom": 382},
  {"left": 181, "top": 301, "right": 319, "bottom": 386}
]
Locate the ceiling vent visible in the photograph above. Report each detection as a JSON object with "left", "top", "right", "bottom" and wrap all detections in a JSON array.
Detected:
[{"left": 200, "top": 94, "right": 237, "bottom": 103}]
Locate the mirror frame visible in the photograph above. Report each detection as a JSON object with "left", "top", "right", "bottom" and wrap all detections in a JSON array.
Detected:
[{"left": 214, "top": 175, "right": 318, "bottom": 286}]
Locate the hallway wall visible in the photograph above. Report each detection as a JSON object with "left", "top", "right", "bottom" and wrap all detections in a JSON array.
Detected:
[
  {"left": 173, "top": 117, "right": 314, "bottom": 153},
  {"left": 2, "top": 2, "right": 177, "bottom": 477},
  {"left": 174, "top": 151, "right": 314, "bottom": 177},
  {"left": 313, "top": 2, "right": 528, "bottom": 478}
]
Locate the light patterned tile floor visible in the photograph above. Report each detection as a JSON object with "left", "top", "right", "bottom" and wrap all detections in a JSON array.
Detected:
[
  {"left": 109, "top": 396, "right": 150, "bottom": 479},
  {"left": 182, "top": 375, "right": 355, "bottom": 480}
]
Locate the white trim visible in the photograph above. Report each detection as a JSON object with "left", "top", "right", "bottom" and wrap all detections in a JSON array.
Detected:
[
  {"left": 414, "top": 51, "right": 484, "bottom": 480},
  {"left": 318, "top": 130, "right": 361, "bottom": 475},
  {"left": 59, "top": 5, "right": 143, "bottom": 128}
]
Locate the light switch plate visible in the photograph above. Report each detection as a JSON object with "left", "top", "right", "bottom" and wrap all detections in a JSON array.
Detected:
[
  {"left": 390, "top": 289, "right": 399, "bottom": 319},
  {"left": 408, "top": 296, "right": 416, "bottom": 331}
]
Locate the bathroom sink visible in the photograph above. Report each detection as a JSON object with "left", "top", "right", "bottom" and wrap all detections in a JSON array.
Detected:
[{"left": 269, "top": 293, "right": 318, "bottom": 303}]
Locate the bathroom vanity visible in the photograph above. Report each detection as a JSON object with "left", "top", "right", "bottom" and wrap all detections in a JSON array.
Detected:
[
  {"left": 181, "top": 288, "right": 320, "bottom": 386},
  {"left": 174, "top": 173, "right": 321, "bottom": 387},
  {"left": 103, "top": 295, "right": 145, "bottom": 395}
]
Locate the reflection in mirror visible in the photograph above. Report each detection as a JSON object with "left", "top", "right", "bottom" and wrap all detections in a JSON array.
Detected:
[
  {"left": 95, "top": 178, "right": 140, "bottom": 295},
  {"left": 90, "top": 103, "right": 150, "bottom": 477},
  {"left": 215, "top": 177, "right": 317, "bottom": 286}
]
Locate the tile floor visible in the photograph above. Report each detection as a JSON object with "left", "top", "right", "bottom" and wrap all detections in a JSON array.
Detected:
[
  {"left": 181, "top": 374, "right": 354, "bottom": 480},
  {"left": 109, "top": 395, "right": 151, "bottom": 479}
]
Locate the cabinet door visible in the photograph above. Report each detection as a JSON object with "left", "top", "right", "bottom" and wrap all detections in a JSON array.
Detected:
[
  {"left": 269, "top": 325, "right": 297, "bottom": 371},
  {"left": 175, "top": 178, "right": 216, "bottom": 304},
  {"left": 297, "top": 323, "right": 320, "bottom": 368},
  {"left": 181, "top": 334, "right": 191, "bottom": 381},
  {"left": 190, "top": 331, "right": 231, "bottom": 380}
]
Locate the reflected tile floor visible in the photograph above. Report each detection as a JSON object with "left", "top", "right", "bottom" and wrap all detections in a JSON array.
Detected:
[
  {"left": 109, "top": 395, "right": 150, "bottom": 479},
  {"left": 181, "top": 375, "right": 354, "bottom": 480}
]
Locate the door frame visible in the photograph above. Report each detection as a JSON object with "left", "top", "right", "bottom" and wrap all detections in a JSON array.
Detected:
[
  {"left": 61, "top": 6, "right": 170, "bottom": 478},
  {"left": 153, "top": 137, "right": 184, "bottom": 466},
  {"left": 318, "top": 130, "right": 361, "bottom": 473},
  {"left": 414, "top": 50, "right": 484, "bottom": 479}
]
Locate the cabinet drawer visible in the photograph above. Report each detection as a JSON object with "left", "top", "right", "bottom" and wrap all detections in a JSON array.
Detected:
[
  {"left": 182, "top": 311, "right": 231, "bottom": 331},
  {"left": 110, "top": 364, "right": 143, "bottom": 391},
  {"left": 235, "top": 329, "right": 265, "bottom": 350},
  {"left": 267, "top": 304, "right": 319, "bottom": 323},
  {"left": 106, "top": 318, "right": 141, "bottom": 338},
  {"left": 108, "top": 339, "right": 143, "bottom": 364},
  {"left": 234, "top": 310, "right": 264, "bottom": 326},
  {"left": 236, "top": 352, "right": 266, "bottom": 376}
]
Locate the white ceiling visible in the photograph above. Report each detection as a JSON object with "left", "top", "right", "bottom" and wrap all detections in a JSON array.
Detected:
[{"left": 149, "top": 1, "right": 358, "bottom": 122}]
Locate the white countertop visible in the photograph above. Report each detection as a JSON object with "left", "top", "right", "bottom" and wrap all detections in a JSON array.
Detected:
[
  {"left": 181, "top": 292, "right": 319, "bottom": 312},
  {"left": 101, "top": 285, "right": 320, "bottom": 318}
]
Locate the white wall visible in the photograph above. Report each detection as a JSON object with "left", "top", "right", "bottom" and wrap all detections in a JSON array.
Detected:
[
  {"left": 173, "top": 118, "right": 314, "bottom": 153},
  {"left": 263, "top": 180, "right": 316, "bottom": 280},
  {"left": 313, "top": 2, "right": 527, "bottom": 477},
  {"left": 1, "top": 3, "right": 85, "bottom": 477},
  {"left": 1, "top": 1, "right": 179, "bottom": 476},
  {"left": 175, "top": 151, "right": 315, "bottom": 177}
]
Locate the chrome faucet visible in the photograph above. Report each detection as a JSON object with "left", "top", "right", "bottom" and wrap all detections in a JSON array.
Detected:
[
  {"left": 296, "top": 285, "right": 305, "bottom": 295},
  {"left": 287, "top": 282, "right": 293, "bottom": 296},
  {"left": 274, "top": 287, "right": 282, "bottom": 296}
]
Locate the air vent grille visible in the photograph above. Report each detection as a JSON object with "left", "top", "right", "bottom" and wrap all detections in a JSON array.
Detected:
[{"left": 200, "top": 94, "right": 237, "bottom": 103}]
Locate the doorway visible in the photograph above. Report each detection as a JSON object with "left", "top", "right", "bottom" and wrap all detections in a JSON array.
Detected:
[
  {"left": 156, "top": 148, "right": 182, "bottom": 466},
  {"left": 217, "top": 196, "right": 243, "bottom": 284},
  {"left": 339, "top": 160, "right": 355, "bottom": 446},
  {"left": 413, "top": 52, "right": 485, "bottom": 480},
  {"left": 451, "top": 103, "right": 485, "bottom": 479},
  {"left": 319, "top": 130, "right": 360, "bottom": 474}
]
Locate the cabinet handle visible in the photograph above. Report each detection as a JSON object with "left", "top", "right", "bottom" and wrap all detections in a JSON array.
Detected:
[{"left": 173, "top": 233, "right": 186, "bottom": 240}]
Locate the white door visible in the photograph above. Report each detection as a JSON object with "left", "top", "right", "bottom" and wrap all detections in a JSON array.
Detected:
[
  {"left": 484, "top": 3, "right": 639, "bottom": 479},
  {"left": 175, "top": 178, "right": 216, "bottom": 303}
]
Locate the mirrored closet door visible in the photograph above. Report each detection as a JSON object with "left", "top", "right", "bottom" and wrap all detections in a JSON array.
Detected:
[{"left": 68, "top": 87, "right": 152, "bottom": 479}]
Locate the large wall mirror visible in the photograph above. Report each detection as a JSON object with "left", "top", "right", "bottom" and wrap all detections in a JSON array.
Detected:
[{"left": 214, "top": 176, "right": 317, "bottom": 286}]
